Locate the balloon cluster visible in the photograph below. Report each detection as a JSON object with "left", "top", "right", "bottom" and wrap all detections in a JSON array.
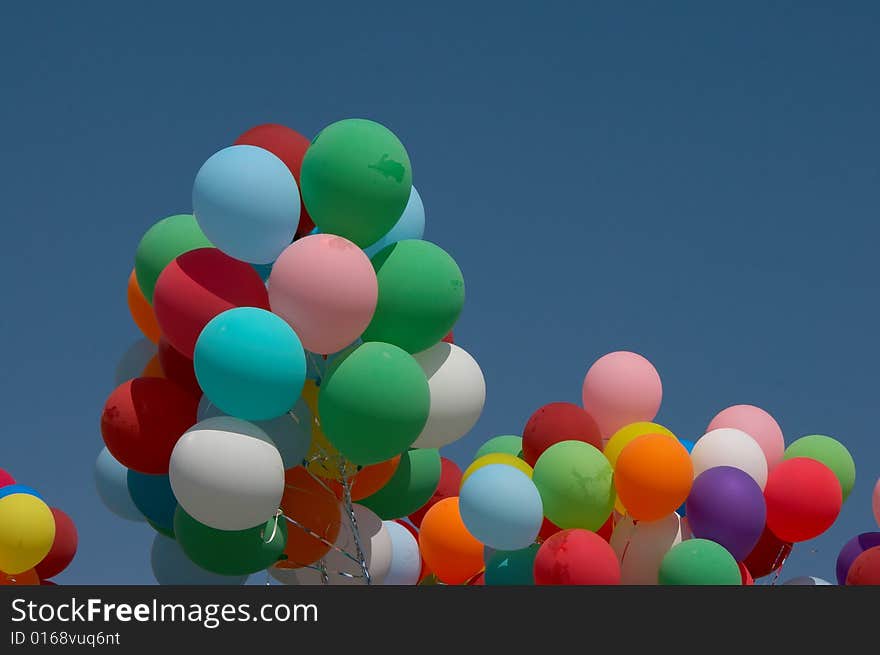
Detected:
[
  {"left": 100, "top": 120, "right": 485, "bottom": 584},
  {"left": 0, "top": 467, "right": 78, "bottom": 586}
]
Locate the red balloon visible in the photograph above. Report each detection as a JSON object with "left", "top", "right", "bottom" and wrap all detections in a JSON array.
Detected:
[
  {"left": 34, "top": 508, "right": 78, "bottom": 580},
  {"left": 597, "top": 515, "right": 614, "bottom": 542},
  {"left": 157, "top": 338, "right": 201, "bottom": 398},
  {"left": 467, "top": 572, "right": 485, "bottom": 585},
  {"left": 743, "top": 525, "right": 792, "bottom": 578},
  {"left": 738, "top": 562, "right": 754, "bottom": 586},
  {"left": 764, "top": 458, "right": 842, "bottom": 543},
  {"left": 234, "top": 124, "right": 314, "bottom": 238},
  {"left": 0, "top": 468, "right": 14, "bottom": 487},
  {"left": 408, "top": 458, "right": 463, "bottom": 527},
  {"left": 101, "top": 378, "right": 198, "bottom": 474},
  {"left": 153, "top": 248, "right": 270, "bottom": 358},
  {"left": 846, "top": 546, "right": 880, "bottom": 585},
  {"left": 40, "top": 580, "right": 58, "bottom": 586},
  {"left": 441, "top": 331, "right": 454, "bottom": 344},
  {"left": 522, "top": 402, "right": 602, "bottom": 466},
  {"left": 534, "top": 529, "right": 620, "bottom": 585}
]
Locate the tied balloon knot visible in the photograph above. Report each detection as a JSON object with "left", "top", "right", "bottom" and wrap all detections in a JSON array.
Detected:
[{"left": 263, "top": 509, "right": 283, "bottom": 544}]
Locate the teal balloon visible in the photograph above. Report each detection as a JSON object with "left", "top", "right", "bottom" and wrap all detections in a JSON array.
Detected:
[
  {"left": 127, "top": 471, "right": 177, "bottom": 536},
  {"left": 475, "top": 435, "right": 523, "bottom": 460},
  {"left": 363, "top": 186, "right": 425, "bottom": 258},
  {"left": 485, "top": 545, "right": 540, "bottom": 586},
  {"left": 150, "top": 534, "right": 248, "bottom": 585},
  {"left": 194, "top": 307, "right": 306, "bottom": 421},
  {"left": 95, "top": 447, "right": 144, "bottom": 522},
  {"left": 252, "top": 262, "right": 273, "bottom": 281}
]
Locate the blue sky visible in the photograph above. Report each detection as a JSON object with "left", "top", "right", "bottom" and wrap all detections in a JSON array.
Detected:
[{"left": 1, "top": 2, "right": 878, "bottom": 584}]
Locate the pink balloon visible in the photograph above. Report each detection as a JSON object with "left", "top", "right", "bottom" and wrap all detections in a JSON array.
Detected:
[
  {"left": 581, "top": 351, "right": 662, "bottom": 437},
  {"left": 268, "top": 234, "right": 378, "bottom": 354},
  {"left": 873, "top": 478, "right": 880, "bottom": 529},
  {"left": 707, "top": 405, "right": 784, "bottom": 470},
  {"left": 0, "top": 468, "right": 14, "bottom": 488}
]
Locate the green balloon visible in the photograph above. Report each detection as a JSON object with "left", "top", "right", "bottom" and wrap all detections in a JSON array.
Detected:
[
  {"left": 147, "top": 518, "right": 175, "bottom": 540},
  {"left": 475, "top": 435, "right": 523, "bottom": 460},
  {"left": 359, "top": 448, "right": 441, "bottom": 519},
  {"left": 134, "top": 214, "right": 214, "bottom": 303},
  {"left": 784, "top": 435, "right": 856, "bottom": 501},
  {"left": 318, "top": 342, "right": 430, "bottom": 466},
  {"left": 485, "top": 545, "right": 539, "bottom": 586},
  {"left": 173, "top": 508, "right": 287, "bottom": 576},
  {"left": 658, "top": 539, "right": 741, "bottom": 585},
  {"left": 532, "top": 440, "right": 614, "bottom": 531},
  {"left": 362, "top": 240, "right": 465, "bottom": 354},
  {"left": 300, "top": 119, "right": 412, "bottom": 248}
]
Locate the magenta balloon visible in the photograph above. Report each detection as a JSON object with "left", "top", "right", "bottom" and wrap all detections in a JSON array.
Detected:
[
  {"left": 581, "top": 351, "right": 662, "bottom": 438},
  {"left": 707, "top": 405, "right": 784, "bottom": 471}
]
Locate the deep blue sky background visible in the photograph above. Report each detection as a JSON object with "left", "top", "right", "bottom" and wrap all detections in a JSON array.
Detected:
[{"left": 1, "top": 2, "right": 878, "bottom": 585}]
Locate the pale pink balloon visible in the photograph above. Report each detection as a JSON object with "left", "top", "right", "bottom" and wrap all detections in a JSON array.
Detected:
[
  {"left": 268, "top": 234, "right": 378, "bottom": 354},
  {"left": 873, "top": 478, "right": 880, "bottom": 529},
  {"left": 707, "top": 404, "right": 785, "bottom": 471},
  {"left": 581, "top": 351, "right": 662, "bottom": 437}
]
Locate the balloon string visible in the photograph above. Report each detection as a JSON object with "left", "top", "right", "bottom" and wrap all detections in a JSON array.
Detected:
[
  {"left": 339, "top": 462, "right": 372, "bottom": 585},
  {"left": 769, "top": 544, "right": 793, "bottom": 586},
  {"left": 281, "top": 513, "right": 365, "bottom": 566},
  {"left": 619, "top": 519, "right": 638, "bottom": 568}
]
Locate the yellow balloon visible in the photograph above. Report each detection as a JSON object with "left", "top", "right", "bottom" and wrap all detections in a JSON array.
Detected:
[
  {"left": 604, "top": 421, "right": 677, "bottom": 514},
  {"left": 461, "top": 453, "right": 533, "bottom": 488},
  {"left": 0, "top": 494, "right": 56, "bottom": 575},
  {"left": 305, "top": 381, "right": 358, "bottom": 480}
]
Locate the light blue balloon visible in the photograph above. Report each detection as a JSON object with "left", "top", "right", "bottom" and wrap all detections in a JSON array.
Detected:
[
  {"left": 192, "top": 145, "right": 301, "bottom": 265},
  {"left": 782, "top": 576, "right": 832, "bottom": 585},
  {"left": 0, "top": 485, "right": 43, "bottom": 501},
  {"left": 94, "top": 447, "right": 144, "bottom": 522},
  {"left": 150, "top": 533, "right": 248, "bottom": 585},
  {"left": 194, "top": 307, "right": 306, "bottom": 422},
  {"left": 382, "top": 521, "right": 422, "bottom": 585},
  {"left": 363, "top": 186, "right": 426, "bottom": 257},
  {"left": 459, "top": 464, "right": 543, "bottom": 551}
]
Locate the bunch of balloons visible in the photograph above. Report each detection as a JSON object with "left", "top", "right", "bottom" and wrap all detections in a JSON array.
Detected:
[
  {"left": 0, "top": 467, "right": 78, "bottom": 585},
  {"left": 100, "top": 120, "right": 486, "bottom": 584}
]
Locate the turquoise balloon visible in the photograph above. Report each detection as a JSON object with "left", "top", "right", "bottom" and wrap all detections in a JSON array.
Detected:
[
  {"left": 485, "top": 545, "right": 540, "bottom": 585},
  {"left": 94, "top": 447, "right": 144, "bottom": 522},
  {"left": 127, "top": 471, "right": 177, "bottom": 536},
  {"left": 194, "top": 307, "right": 306, "bottom": 421},
  {"left": 363, "top": 186, "right": 426, "bottom": 258},
  {"left": 150, "top": 534, "right": 248, "bottom": 585}
]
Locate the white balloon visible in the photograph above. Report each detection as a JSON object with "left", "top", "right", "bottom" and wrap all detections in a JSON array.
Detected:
[
  {"left": 610, "top": 513, "right": 682, "bottom": 585},
  {"left": 169, "top": 416, "right": 284, "bottom": 531},
  {"left": 690, "top": 428, "right": 768, "bottom": 489},
  {"left": 782, "top": 576, "right": 832, "bottom": 586},
  {"left": 382, "top": 521, "right": 422, "bottom": 585},
  {"left": 412, "top": 343, "right": 486, "bottom": 449}
]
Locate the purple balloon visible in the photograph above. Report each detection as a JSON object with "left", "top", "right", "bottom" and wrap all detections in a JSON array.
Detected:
[
  {"left": 836, "top": 532, "right": 880, "bottom": 585},
  {"left": 685, "top": 466, "right": 766, "bottom": 560}
]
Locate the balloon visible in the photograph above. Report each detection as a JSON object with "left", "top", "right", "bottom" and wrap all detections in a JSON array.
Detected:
[
  {"left": 173, "top": 507, "right": 287, "bottom": 576},
  {"left": 0, "top": 485, "right": 42, "bottom": 501},
  {"left": 359, "top": 448, "right": 441, "bottom": 519},
  {"left": 279, "top": 466, "right": 341, "bottom": 568},
  {"left": 394, "top": 519, "right": 432, "bottom": 581},
  {"left": 157, "top": 338, "right": 201, "bottom": 398},
  {"left": 0, "top": 469, "right": 13, "bottom": 488},
  {"left": 194, "top": 307, "right": 306, "bottom": 421},
  {"left": 1, "top": 569, "right": 40, "bottom": 586},
  {"left": 764, "top": 458, "right": 842, "bottom": 542},
  {"left": 534, "top": 529, "right": 620, "bottom": 585},
  {"left": 685, "top": 466, "right": 766, "bottom": 560},
  {"left": 603, "top": 421, "right": 677, "bottom": 468},
  {"left": 127, "top": 269, "right": 161, "bottom": 343},
  {"left": 318, "top": 342, "right": 430, "bottom": 465},
  {"left": 835, "top": 532, "right": 880, "bottom": 585},
  {"left": 409, "top": 458, "right": 462, "bottom": 527},
  {"left": 193, "top": 145, "right": 301, "bottom": 264},
  {"left": 874, "top": 478, "right": 880, "bottom": 528},
  {"left": 783, "top": 435, "right": 855, "bottom": 501},
  {"left": 300, "top": 118, "right": 412, "bottom": 248},
  {"left": 134, "top": 214, "right": 213, "bottom": 304},
  {"left": 94, "top": 447, "right": 144, "bottom": 522},
  {"left": 141, "top": 353, "right": 164, "bottom": 379},
  {"left": 522, "top": 402, "right": 602, "bottom": 467},
  {"left": 150, "top": 533, "right": 247, "bottom": 585},
  {"left": 114, "top": 338, "right": 157, "bottom": 386},
  {"left": 127, "top": 471, "right": 177, "bottom": 537},
  {"left": 707, "top": 405, "right": 785, "bottom": 471},
  {"left": 743, "top": 525, "right": 793, "bottom": 579},
  {"left": 675, "top": 438, "right": 696, "bottom": 517},
  {"left": 739, "top": 562, "right": 754, "bottom": 585},
  {"left": 169, "top": 417, "right": 284, "bottom": 531},
  {"left": 581, "top": 351, "right": 662, "bottom": 438},
  {"left": 33, "top": 508, "right": 77, "bottom": 580},
  {"left": 845, "top": 546, "right": 880, "bottom": 585},
  {"left": 690, "top": 428, "right": 768, "bottom": 489},
  {"left": 326, "top": 456, "right": 401, "bottom": 501},
  {"left": 485, "top": 544, "right": 540, "bottom": 585},
  {"left": 532, "top": 441, "right": 614, "bottom": 530},
  {"left": 442, "top": 331, "right": 454, "bottom": 344},
  {"left": 418, "top": 497, "right": 484, "bottom": 585},
  {"left": 610, "top": 513, "right": 683, "bottom": 585},
  {"left": 783, "top": 576, "right": 832, "bottom": 585},
  {"left": 614, "top": 434, "right": 693, "bottom": 522},
  {"left": 100, "top": 377, "right": 199, "bottom": 474},
  {"left": 411, "top": 343, "right": 485, "bottom": 449},
  {"left": 460, "top": 465, "right": 543, "bottom": 551},
  {"left": 268, "top": 234, "right": 378, "bottom": 354},
  {"left": 363, "top": 186, "right": 426, "bottom": 258},
  {"left": 461, "top": 453, "right": 532, "bottom": 486},
  {"left": 0, "top": 494, "right": 56, "bottom": 574},
  {"left": 382, "top": 521, "right": 422, "bottom": 585},
  {"left": 658, "top": 539, "right": 741, "bottom": 585},
  {"left": 362, "top": 240, "right": 465, "bottom": 354},
  {"left": 474, "top": 435, "right": 523, "bottom": 460}
]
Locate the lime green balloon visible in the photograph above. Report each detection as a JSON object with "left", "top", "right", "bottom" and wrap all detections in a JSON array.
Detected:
[
  {"left": 475, "top": 435, "right": 523, "bottom": 460},
  {"left": 658, "top": 539, "right": 741, "bottom": 585},
  {"left": 300, "top": 119, "right": 412, "bottom": 248},
  {"left": 532, "top": 440, "right": 615, "bottom": 530},
  {"left": 360, "top": 448, "right": 441, "bottom": 519},
  {"left": 784, "top": 434, "right": 856, "bottom": 501},
  {"left": 318, "top": 342, "right": 430, "bottom": 466},
  {"left": 362, "top": 240, "right": 465, "bottom": 354},
  {"left": 135, "top": 214, "right": 214, "bottom": 303},
  {"left": 173, "top": 508, "right": 287, "bottom": 576},
  {"left": 485, "top": 545, "right": 539, "bottom": 586}
]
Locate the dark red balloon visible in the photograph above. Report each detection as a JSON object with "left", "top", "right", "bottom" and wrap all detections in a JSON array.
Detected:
[
  {"left": 441, "top": 331, "right": 454, "bottom": 344},
  {"left": 101, "top": 378, "right": 199, "bottom": 474},
  {"left": 538, "top": 517, "right": 561, "bottom": 543},
  {"left": 34, "top": 508, "right": 78, "bottom": 580},
  {"left": 738, "top": 562, "right": 754, "bottom": 586},
  {"left": 234, "top": 124, "right": 314, "bottom": 238},
  {"left": 846, "top": 546, "right": 880, "bottom": 585},
  {"left": 0, "top": 468, "right": 14, "bottom": 487},
  {"left": 743, "top": 525, "right": 793, "bottom": 578},
  {"left": 597, "top": 515, "right": 614, "bottom": 542},
  {"left": 153, "top": 248, "right": 270, "bottom": 358},
  {"left": 40, "top": 580, "right": 58, "bottom": 586},
  {"left": 534, "top": 529, "right": 620, "bottom": 585},
  {"left": 157, "top": 338, "right": 201, "bottom": 398},
  {"left": 522, "top": 402, "right": 602, "bottom": 466},
  {"left": 764, "top": 458, "right": 842, "bottom": 543},
  {"left": 408, "top": 458, "right": 463, "bottom": 527}
]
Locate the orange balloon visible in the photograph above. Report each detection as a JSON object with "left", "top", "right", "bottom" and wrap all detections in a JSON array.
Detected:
[
  {"left": 418, "top": 497, "right": 484, "bottom": 585},
  {"left": 141, "top": 353, "right": 164, "bottom": 378},
  {"left": 127, "top": 269, "right": 161, "bottom": 343},
  {"left": 1, "top": 568, "right": 40, "bottom": 585},
  {"left": 327, "top": 456, "right": 401, "bottom": 501},
  {"left": 613, "top": 434, "right": 693, "bottom": 522},
  {"left": 279, "top": 466, "right": 342, "bottom": 568}
]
